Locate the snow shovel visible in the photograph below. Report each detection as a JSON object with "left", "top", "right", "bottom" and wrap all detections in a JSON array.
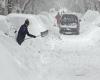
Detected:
[
  {"left": 25, "top": 30, "right": 48, "bottom": 40},
  {"left": 37, "top": 30, "right": 48, "bottom": 37}
]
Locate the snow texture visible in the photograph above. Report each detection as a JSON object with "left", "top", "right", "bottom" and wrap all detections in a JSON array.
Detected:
[{"left": 0, "top": 10, "right": 100, "bottom": 80}]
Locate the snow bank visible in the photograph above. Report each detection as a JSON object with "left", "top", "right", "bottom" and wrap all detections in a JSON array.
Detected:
[
  {"left": 80, "top": 10, "right": 100, "bottom": 34},
  {"left": 82, "top": 10, "right": 100, "bottom": 23},
  {"left": 0, "top": 15, "right": 11, "bottom": 33},
  {"left": 0, "top": 42, "right": 21, "bottom": 80},
  {"left": 1, "top": 25, "right": 100, "bottom": 80},
  {"left": 92, "top": 16, "right": 100, "bottom": 27},
  {"left": 7, "top": 13, "right": 34, "bottom": 29},
  {"left": 7, "top": 13, "right": 48, "bottom": 36},
  {"left": 1, "top": 10, "right": 100, "bottom": 80}
]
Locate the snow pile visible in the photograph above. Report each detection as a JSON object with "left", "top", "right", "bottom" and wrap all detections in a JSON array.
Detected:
[
  {"left": 92, "top": 16, "right": 100, "bottom": 27},
  {"left": 1, "top": 25, "right": 100, "bottom": 80},
  {"left": 21, "top": 25, "right": 100, "bottom": 80},
  {"left": 81, "top": 10, "right": 100, "bottom": 23},
  {"left": 80, "top": 10, "right": 100, "bottom": 34},
  {"left": 0, "top": 11, "right": 100, "bottom": 80},
  {"left": 7, "top": 13, "right": 26, "bottom": 29},
  {"left": 7, "top": 13, "right": 48, "bottom": 36},
  {"left": 0, "top": 36, "right": 21, "bottom": 80},
  {"left": 0, "top": 15, "right": 11, "bottom": 33}
]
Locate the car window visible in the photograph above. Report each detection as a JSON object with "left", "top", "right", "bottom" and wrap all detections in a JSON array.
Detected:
[{"left": 61, "top": 14, "right": 78, "bottom": 25}]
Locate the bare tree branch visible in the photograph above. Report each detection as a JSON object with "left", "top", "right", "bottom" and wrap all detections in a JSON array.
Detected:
[{"left": 21, "top": 0, "right": 31, "bottom": 13}]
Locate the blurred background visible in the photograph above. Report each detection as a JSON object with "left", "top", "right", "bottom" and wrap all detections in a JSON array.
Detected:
[{"left": 0, "top": 0, "right": 100, "bottom": 15}]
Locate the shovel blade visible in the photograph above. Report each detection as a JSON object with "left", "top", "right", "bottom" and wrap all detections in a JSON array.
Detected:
[{"left": 41, "top": 30, "right": 48, "bottom": 37}]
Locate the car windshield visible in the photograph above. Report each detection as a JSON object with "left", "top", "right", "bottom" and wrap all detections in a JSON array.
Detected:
[{"left": 61, "top": 15, "right": 78, "bottom": 25}]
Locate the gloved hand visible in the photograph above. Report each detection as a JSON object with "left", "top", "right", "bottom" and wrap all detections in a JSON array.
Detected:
[{"left": 32, "top": 35, "right": 36, "bottom": 38}]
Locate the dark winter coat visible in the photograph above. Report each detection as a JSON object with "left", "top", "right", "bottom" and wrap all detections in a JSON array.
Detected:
[{"left": 16, "top": 24, "right": 36, "bottom": 45}]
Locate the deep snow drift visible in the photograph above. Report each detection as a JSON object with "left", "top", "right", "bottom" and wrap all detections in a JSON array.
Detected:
[
  {"left": 1, "top": 10, "right": 100, "bottom": 80},
  {"left": 0, "top": 33, "right": 21, "bottom": 80}
]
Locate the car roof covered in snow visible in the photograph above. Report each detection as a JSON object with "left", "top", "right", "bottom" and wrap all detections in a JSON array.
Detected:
[{"left": 7, "top": 13, "right": 48, "bottom": 36}]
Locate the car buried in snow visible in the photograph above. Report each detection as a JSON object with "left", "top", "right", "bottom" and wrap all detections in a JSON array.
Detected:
[
  {"left": 59, "top": 14, "right": 80, "bottom": 35},
  {"left": 7, "top": 13, "right": 48, "bottom": 37}
]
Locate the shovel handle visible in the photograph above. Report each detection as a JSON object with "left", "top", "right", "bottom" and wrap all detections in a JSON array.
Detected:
[{"left": 36, "top": 35, "right": 41, "bottom": 37}]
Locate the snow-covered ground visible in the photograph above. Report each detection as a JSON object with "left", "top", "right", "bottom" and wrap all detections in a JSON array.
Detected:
[{"left": 1, "top": 10, "right": 100, "bottom": 80}]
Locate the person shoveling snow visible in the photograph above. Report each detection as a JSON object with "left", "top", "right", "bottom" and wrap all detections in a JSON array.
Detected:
[{"left": 16, "top": 19, "right": 36, "bottom": 45}]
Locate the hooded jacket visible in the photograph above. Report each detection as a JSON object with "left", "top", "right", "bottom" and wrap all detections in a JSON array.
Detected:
[{"left": 16, "top": 23, "right": 36, "bottom": 45}]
